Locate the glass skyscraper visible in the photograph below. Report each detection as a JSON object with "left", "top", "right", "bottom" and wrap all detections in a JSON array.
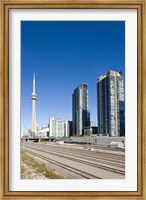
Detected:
[
  {"left": 72, "top": 84, "right": 90, "bottom": 136},
  {"left": 97, "top": 70, "right": 125, "bottom": 137}
]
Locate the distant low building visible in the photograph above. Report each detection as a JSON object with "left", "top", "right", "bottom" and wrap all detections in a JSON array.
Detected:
[
  {"left": 38, "top": 127, "right": 49, "bottom": 138},
  {"left": 83, "top": 127, "right": 91, "bottom": 136},
  {"left": 36, "top": 126, "right": 41, "bottom": 132},
  {"left": 28, "top": 128, "right": 34, "bottom": 137},
  {"left": 84, "top": 126, "right": 98, "bottom": 136},
  {"left": 23, "top": 132, "right": 29, "bottom": 137},
  {"left": 91, "top": 126, "right": 98, "bottom": 135}
]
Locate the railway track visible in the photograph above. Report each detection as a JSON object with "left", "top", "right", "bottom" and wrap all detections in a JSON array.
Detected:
[
  {"left": 23, "top": 143, "right": 125, "bottom": 179},
  {"left": 25, "top": 142, "right": 125, "bottom": 161},
  {"left": 26, "top": 148, "right": 101, "bottom": 179},
  {"left": 25, "top": 145, "right": 125, "bottom": 175},
  {"left": 24, "top": 143, "right": 125, "bottom": 165},
  {"left": 44, "top": 147, "right": 125, "bottom": 166}
]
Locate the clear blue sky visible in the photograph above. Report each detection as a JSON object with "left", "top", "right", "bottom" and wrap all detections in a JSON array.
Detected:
[{"left": 21, "top": 21, "right": 125, "bottom": 134}]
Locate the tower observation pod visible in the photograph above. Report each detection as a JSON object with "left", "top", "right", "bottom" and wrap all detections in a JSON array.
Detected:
[{"left": 31, "top": 73, "right": 37, "bottom": 137}]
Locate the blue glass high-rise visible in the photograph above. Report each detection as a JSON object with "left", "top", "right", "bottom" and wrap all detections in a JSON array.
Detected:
[
  {"left": 72, "top": 84, "right": 90, "bottom": 136},
  {"left": 97, "top": 70, "right": 125, "bottom": 137}
]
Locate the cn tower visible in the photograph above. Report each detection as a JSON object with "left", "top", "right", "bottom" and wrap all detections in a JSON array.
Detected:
[{"left": 31, "top": 73, "right": 37, "bottom": 135}]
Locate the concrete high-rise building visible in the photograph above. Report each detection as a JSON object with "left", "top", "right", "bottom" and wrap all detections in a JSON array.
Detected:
[
  {"left": 49, "top": 117, "right": 69, "bottom": 138},
  {"left": 72, "top": 83, "right": 90, "bottom": 136},
  {"left": 31, "top": 73, "right": 37, "bottom": 136},
  {"left": 97, "top": 70, "right": 125, "bottom": 137}
]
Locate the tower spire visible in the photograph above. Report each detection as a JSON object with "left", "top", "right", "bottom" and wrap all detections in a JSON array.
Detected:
[
  {"left": 31, "top": 73, "right": 37, "bottom": 136},
  {"left": 33, "top": 72, "right": 36, "bottom": 94}
]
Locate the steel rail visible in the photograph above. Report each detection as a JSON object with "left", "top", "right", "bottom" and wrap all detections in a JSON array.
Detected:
[
  {"left": 24, "top": 145, "right": 125, "bottom": 176},
  {"left": 24, "top": 143, "right": 125, "bottom": 167},
  {"left": 25, "top": 149, "right": 102, "bottom": 179},
  {"left": 24, "top": 143, "right": 125, "bottom": 162}
]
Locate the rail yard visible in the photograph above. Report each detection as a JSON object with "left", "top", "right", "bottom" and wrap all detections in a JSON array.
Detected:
[{"left": 22, "top": 141, "right": 125, "bottom": 179}]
